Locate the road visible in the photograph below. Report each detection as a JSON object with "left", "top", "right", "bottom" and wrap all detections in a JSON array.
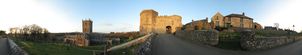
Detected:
[
  {"left": 151, "top": 34, "right": 302, "bottom": 55},
  {"left": 0, "top": 38, "right": 9, "bottom": 55}
]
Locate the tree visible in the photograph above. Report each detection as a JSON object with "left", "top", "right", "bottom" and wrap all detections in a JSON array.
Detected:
[
  {"left": 274, "top": 23, "right": 279, "bottom": 30},
  {"left": 9, "top": 24, "right": 50, "bottom": 41},
  {"left": 28, "top": 24, "right": 43, "bottom": 41},
  {"left": 42, "top": 28, "right": 50, "bottom": 41},
  {"left": 0, "top": 30, "right": 5, "bottom": 35}
]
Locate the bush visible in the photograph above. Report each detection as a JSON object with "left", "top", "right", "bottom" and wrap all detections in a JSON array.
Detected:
[
  {"left": 219, "top": 32, "right": 241, "bottom": 41},
  {"left": 254, "top": 29, "right": 295, "bottom": 37}
]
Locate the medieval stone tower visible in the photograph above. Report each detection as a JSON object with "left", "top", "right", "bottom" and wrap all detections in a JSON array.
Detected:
[
  {"left": 140, "top": 9, "right": 182, "bottom": 34},
  {"left": 82, "top": 19, "right": 93, "bottom": 33}
]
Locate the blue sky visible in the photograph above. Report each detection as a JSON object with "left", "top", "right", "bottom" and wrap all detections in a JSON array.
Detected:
[{"left": 0, "top": 0, "right": 301, "bottom": 33}]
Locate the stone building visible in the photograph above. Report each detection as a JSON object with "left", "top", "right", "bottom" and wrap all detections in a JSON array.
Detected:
[
  {"left": 184, "top": 18, "right": 211, "bottom": 31},
  {"left": 184, "top": 12, "right": 263, "bottom": 31},
  {"left": 140, "top": 9, "right": 182, "bottom": 34},
  {"left": 253, "top": 22, "right": 263, "bottom": 29},
  {"left": 211, "top": 12, "right": 224, "bottom": 29},
  {"left": 224, "top": 13, "right": 254, "bottom": 29},
  {"left": 64, "top": 33, "right": 89, "bottom": 47},
  {"left": 82, "top": 19, "right": 93, "bottom": 33},
  {"left": 264, "top": 26, "right": 277, "bottom": 30}
]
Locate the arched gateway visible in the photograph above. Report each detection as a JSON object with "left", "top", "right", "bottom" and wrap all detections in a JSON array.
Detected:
[
  {"left": 139, "top": 9, "right": 182, "bottom": 34},
  {"left": 166, "top": 26, "right": 172, "bottom": 34}
]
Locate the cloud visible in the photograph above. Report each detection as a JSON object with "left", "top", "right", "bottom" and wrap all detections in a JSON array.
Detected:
[
  {"left": 102, "top": 23, "right": 113, "bottom": 26},
  {"left": 0, "top": 0, "right": 78, "bottom": 33},
  {"left": 95, "top": 23, "right": 139, "bottom": 33},
  {"left": 262, "top": 0, "right": 302, "bottom": 32}
]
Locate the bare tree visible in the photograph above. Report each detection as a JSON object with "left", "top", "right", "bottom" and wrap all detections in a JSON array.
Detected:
[
  {"left": 9, "top": 24, "right": 50, "bottom": 42},
  {"left": 9, "top": 27, "right": 19, "bottom": 37},
  {"left": 0, "top": 30, "right": 5, "bottom": 35},
  {"left": 274, "top": 23, "right": 279, "bottom": 30}
]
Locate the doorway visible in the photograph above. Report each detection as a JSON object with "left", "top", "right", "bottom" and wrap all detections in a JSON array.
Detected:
[{"left": 166, "top": 26, "right": 172, "bottom": 34}]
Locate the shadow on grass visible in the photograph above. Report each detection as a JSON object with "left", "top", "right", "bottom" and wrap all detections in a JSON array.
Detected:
[{"left": 13, "top": 39, "right": 105, "bottom": 55}]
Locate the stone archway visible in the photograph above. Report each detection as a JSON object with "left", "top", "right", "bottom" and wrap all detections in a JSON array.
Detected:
[{"left": 166, "top": 26, "right": 172, "bottom": 34}]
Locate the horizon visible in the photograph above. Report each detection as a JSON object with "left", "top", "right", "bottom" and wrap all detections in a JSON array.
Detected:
[{"left": 1, "top": 0, "right": 302, "bottom": 33}]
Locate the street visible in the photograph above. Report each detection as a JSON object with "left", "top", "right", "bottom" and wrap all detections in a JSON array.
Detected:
[{"left": 151, "top": 34, "right": 302, "bottom": 55}]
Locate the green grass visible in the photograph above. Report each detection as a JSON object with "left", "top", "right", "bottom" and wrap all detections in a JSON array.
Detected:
[
  {"left": 13, "top": 39, "right": 105, "bottom": 55},
  {"left": 217, "top": 32, "right": 243, "bottom": 50}
]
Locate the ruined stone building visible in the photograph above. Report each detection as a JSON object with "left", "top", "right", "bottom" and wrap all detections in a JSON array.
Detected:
[
  {"left": 64, "top": 33, "right": 89, "bottom": 47},
  {"left": 82, "top": 19, "right": 93, "bottom": 33},
  {"left": 140, "top": 9, "right": 182, "bottom": 34}
]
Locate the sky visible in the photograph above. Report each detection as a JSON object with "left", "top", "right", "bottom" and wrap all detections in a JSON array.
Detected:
[{"left": 0, "top": 0, "right": 302, "bottom": 33}]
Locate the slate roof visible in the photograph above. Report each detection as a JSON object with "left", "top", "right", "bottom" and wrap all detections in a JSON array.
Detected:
[{"left": 225, "top": 14, "right": 253, "bottom": 20}]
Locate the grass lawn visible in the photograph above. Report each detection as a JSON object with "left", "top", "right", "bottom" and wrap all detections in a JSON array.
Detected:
[{"left": 13, "top": 39, "right": 105, "bottom": 55}]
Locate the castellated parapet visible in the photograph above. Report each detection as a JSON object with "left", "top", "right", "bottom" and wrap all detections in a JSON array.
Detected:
[
  {"left": 82, "top": 19, "right": 93, "bottom": 33},
  {"left": 140, "top": 9, "right": 182, "bottom": 34}
]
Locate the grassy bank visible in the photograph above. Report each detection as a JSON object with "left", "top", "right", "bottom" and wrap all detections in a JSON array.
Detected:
[{"left": 13, "top": 39, "right": 105, "bottom": 55}]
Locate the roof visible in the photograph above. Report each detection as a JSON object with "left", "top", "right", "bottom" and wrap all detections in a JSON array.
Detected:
[
  {"left": 140, "top": 9, "right": 158, "bottom": 15},
  {"left": 213, "top": 12, "right": 223, "bottom": 17},
  {"left": 225, "top": 14, "right": 253, "bottom": 20},
  {"left": 184, "top": 19, "right": 208, "bottom": 26}
]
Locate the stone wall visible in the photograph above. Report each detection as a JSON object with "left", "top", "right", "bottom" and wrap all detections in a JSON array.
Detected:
[
  {"left": 139, "top": 10, "right": 158, "bottom": 35},
  {"left": 140, "top": 9, "right": 182, "bottom": 34},
  {"left": 64, "top": 34, "right": 89, "bottom": 47},
  {"left": 135, "top": 34, "right": 153, "bottom": 55},
  {"left": 243, "top": 18, "right": 253, "bottom": 28},
  {"left": 230, "top": 17, "right": 241, "bottom": 28},
  {"left": 7, "top": 38, "right": 28, "bottom": 55},
  {"left": 240, "top": 30, "right": 302, "bottom": 50},
  {"left": 154, "top": 15, "right": 182, "bottom": 34},
  {"left": 175, "top": 30, "right": 219, "bottom": 46},
  {"left": 106, "top": 33, "right": 154, "bottom": 52}
]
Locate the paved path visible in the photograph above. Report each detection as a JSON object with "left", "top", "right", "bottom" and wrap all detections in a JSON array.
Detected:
[
  {"left": 0, "top": 38, "right": 9, "bottom": 55},
  {"left": 151, "top": 34, "right": 302, "bottom": 55}
]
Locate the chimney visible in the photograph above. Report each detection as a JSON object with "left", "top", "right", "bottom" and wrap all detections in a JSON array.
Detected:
[
  {"left": 242, "top": 12, "right": 245, "bottom": 16},
  {"left": 206, "top": 17, "right": 208, "bottom": 21}
]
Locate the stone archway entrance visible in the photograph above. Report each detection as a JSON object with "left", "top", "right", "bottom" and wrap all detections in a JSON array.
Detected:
[{"left": 166, "top": 26, "right": 172, "bottom": 34}]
